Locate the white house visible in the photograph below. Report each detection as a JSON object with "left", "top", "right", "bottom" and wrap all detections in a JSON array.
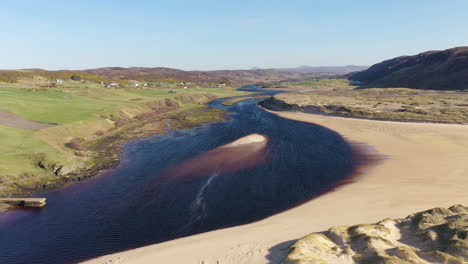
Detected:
[
  {"left": 131, "top": 83, "right": 139, "bottom": 87},
  {"left": 56, "top": 79, "right": 63, "bottom": 83}
]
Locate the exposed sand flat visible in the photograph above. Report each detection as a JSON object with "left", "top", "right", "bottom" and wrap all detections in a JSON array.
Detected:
[
  {"left": 85, "top": 111, "right": 468, "bottom": 264},
  {"left": 153, "top": 134, "right": 269, "bottom": 184},
  {"left": 0, "top": 110, "right": 55, "bottom": 130},
  {"left": 221, "top": 133, "right": 267, "bottom": 148}
]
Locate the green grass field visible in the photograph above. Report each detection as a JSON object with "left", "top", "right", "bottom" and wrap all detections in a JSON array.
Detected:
[
  {"left": 0, "top": 125, "right": 72, "bottom": 179},
  {"left": 0, "top": 87, "right": 120, "bottom": 124},
  {"left": 0, "top": 82, "right": 246, "bottom": 190}
]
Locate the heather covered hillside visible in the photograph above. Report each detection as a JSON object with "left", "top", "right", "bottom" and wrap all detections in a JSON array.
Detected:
[
  {"left": 85, "top": 67, "right": 359, "bottom": 86},
  {"left": 349, "top": 47, "right": 468, "bottom": 90},
  {"left": 0, "top": 66, "right": 360, "bottom": 88}
]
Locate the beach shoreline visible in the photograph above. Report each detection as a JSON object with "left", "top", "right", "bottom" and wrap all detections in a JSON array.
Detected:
[{"left": 85, "top": 109, "right": 468, "bottom": 264}]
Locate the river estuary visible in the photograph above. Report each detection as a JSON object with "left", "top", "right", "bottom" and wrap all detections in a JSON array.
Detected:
[{"left": 0, "top": 86, "right": 359, "bottom": 264}]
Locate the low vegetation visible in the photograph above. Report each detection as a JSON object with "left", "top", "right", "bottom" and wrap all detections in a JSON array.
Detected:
[
  {"left": 262, "top": 78, "right": 353, "bottom": 90},
  {"left": 283, "top": 205, "right": 468, "bottom": 264},
  {"left": 263, "top": 79, "right": 468, "bottom": 124},
  {"left": 349, "top": 46, "right": 468, "bottom": 90}
]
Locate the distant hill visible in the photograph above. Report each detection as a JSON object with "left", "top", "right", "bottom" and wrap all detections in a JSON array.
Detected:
[
  {"left": 349, "top": 47, "right": 468, "bottom": 90},
  {"left": 0, "top": 66, "right": 362, "bottom": 87},
  {"left": 84, "top": 67, "right": 351, "bottom": 86},
  {"left": 0, "top": 69, "right": 123, "bottom": 84},
  {"left": 84, "top": 67, "right": 229, "bottom": 86},
  {"left": 282, "top": 65, "right": 368, "bottom": 74}
]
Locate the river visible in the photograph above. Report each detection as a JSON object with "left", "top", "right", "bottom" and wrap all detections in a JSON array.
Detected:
[{"left": 0, "top": 86, "right": 358, "bottom": 264}]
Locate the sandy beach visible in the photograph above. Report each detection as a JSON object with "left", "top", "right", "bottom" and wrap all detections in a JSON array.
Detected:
[{"left": 85, "top": 110, "right": 468, "bottom": 264}]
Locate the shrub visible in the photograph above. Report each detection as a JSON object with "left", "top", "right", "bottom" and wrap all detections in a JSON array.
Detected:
[
  {"left": 70, "top": 75, "right": 81, "bottom": 81},
  {"left": 65, "top": 138, "right": 85, "bottom": 151},
  {"left": 114, "top": 118, "right": 132, "bottom": 127},
  {"left": 74, "top": 151, "right": 86, "bottom": 157}
]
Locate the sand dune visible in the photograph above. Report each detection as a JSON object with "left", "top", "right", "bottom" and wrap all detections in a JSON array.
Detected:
[{"left": 85, "top": 111, "right": 468, "bottom": 264}]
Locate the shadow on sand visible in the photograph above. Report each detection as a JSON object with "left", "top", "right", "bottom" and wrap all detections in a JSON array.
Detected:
[{"left": 266, "top": 239, "right": 296, "bottom": 264}]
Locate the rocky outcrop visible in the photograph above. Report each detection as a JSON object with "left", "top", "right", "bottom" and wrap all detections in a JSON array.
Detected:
[
  {"left": 0, "top": 198, "right": 46, "bottom": 207},
  {"left": 349, "top": 46, "right": 468, "bottom": 90},
  {"left": 284, "top": 205, "right": 468, "bottom": 264}
]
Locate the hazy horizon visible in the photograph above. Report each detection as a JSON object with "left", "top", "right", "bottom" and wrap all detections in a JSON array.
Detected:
[
  {"left": 1, "top": 0, "right": 467, "bottom": 70},
  {"left": 1, "top": 64, "right": 369, "bottom": 72}
]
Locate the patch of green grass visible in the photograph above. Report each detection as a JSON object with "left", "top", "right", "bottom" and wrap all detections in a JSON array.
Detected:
[
  {"left": 0, "top": 86, "right": 119, "bottom": 124},
  {"left": 0, "top": 85, "right": 247, "bottom": 125},
  {"left": 0, "top": 125, "right": 72, "bottom": 178}
]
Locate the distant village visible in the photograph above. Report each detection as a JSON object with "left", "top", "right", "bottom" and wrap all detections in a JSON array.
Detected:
[{"left": 52, "top": 78, "right": 227, "bottom": 89}]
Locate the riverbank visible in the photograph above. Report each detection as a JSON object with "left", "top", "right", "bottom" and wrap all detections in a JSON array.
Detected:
[
  {"left": 0, "top": 84, "right": 247, "bottom": 212},
  {"left": 86, "top": 107, "right": 468, "bottom": 264},
  {"left": 262, "top": 85, "right": 468, "bottom": 124},
  {"left": 0, "top": 105, "right": 229, "bottom": 211}
]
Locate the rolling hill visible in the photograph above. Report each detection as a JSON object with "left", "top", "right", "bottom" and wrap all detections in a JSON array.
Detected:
[
  {"left": 349, "top": 46, "right": 468, "bottom": 90},
  {"left": 281, "top": 65, "right": 367, "bottom": 74},
  {"left": 0, "top": 66, "right": 366, "bottom": 87},
  {"left": 84, "top": 67, "right": 359, "bottom": 86}
]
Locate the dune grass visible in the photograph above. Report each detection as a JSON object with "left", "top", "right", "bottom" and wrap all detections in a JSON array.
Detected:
[
  {"left": 273, "top": 85, "right": 468, "bottom": 124},
  {"left": 264, "top": 78, "right": 354, "bottom": 90}
]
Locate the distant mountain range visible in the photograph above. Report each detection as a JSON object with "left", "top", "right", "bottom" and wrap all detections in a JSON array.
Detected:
[
  {"left": 0, "top": 65, "right": 367, "bottom": 86},
  {"left": 247, "top": 65, "right": 368, "bottom": 74},
  {"left": 82, "top": 67, "right": 311, "bottom": 86},
  {"left": 349, "top": 47, "right": 468, "bottom": 90},
  {"left": 83, "top": 66, "right": 366, "bottom": 85},
  {"left": 280, "top": 65, "right": 368, "bottom": 74}
]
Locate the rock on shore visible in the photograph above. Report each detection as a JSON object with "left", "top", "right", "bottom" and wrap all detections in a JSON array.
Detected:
[{"left": 284, "top": 205, "right": 468, "bottom": 264}]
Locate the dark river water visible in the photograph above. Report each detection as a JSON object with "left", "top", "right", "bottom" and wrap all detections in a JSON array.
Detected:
[{"left": 0, "top": 86, "right": 359, "bottom": 264}]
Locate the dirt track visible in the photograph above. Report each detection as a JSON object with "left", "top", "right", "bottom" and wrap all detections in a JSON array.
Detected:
[{"left": 0, "top": 110, "right": 55, "bottom": 130}]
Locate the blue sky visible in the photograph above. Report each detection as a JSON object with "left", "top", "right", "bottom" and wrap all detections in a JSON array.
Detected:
[{"left": 1, "top": 0, "right": 467, "bottom": 70}]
